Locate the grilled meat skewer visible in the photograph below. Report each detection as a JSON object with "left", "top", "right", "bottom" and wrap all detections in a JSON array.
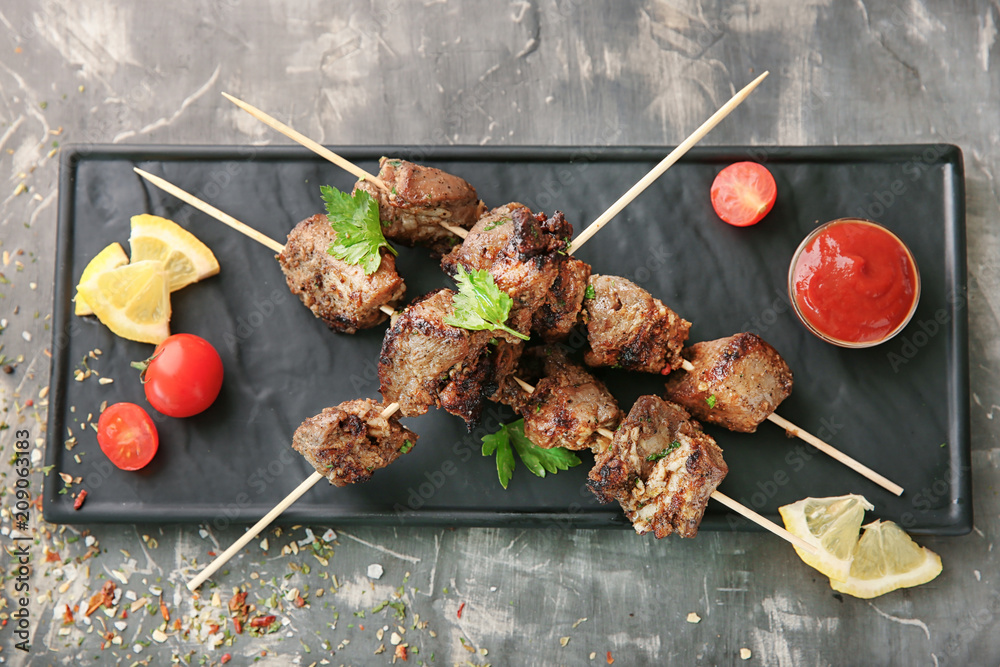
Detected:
[
  {"left": 355, "top": 157, "right": 486, "bottom": 255},
  {"left": 497, "top": 346, "right": 623, "bottom": 451},
  {"left": 663, "top": 333, "right": 793, "bottom": 433},
  {"left": 379, "top": 289, "right": 523, "bottom": 428},
  {"left": 292, "top": 399, "right": 418, "bottom": 486},
  {"left": 278, "top": 214, "right": 406, "bottom": 333},
  {"left": 582, "top": 275, "right": 692, "bottom": 374},
  {"left": 588, "top": 395, "right": 728, "bottom": 538},
  {"left": 442, "top": 203, "right": 585, "bottom": 338}
]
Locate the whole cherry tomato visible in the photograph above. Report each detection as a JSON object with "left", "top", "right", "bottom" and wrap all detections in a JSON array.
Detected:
[
  {"left": 97, "top": 402, "right": 159, "bottom": 470},
  {"left": 133, "top": 333, "right": 224, "bottom": 418},
  {"left": 710, "top": 161, "right": 777, "bottom": 227}
]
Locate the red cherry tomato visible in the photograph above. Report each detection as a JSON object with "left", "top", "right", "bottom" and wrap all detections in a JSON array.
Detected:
[
  {"left": 134, "top": 334, "right": 224, "bottom": 418},
  {"left": 97, "top": 403, "right": 159, "bottom": 471},
  {"left": 710, "top": 162, "right": 777, "bottom": 227}
]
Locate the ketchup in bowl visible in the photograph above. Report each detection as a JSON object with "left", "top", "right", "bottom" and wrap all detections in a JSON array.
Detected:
[{"left": 789, "top": 218, "right": 920, "bottom": 348}]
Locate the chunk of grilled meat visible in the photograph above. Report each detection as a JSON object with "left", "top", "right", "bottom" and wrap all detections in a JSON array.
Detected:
[
  {"left": 532, "top": 257, "right": 591, "bottom": 342},
  {"left": 354, "top": 157, "right": 486, "bottom": 254},
  {"left": 582, "top": 275, "right": 691, "bottom": 374},
  {"left": 291, "top": 399, "right": 418, "bottom": 487},
  {"left": 663, "top": 333, "right": 793, "bottom": 433},
  {"left": 379, "top": 289, "right": 522, "bottom": 428},
  {"left": 441, "top": 203, "right": 575, "bottom": 336},
  {"left": 278, "top": 214, "right": 405, "bottom": 334},
  {"left": 500, "top": 346, "right": 622, "bottom": 451},
  {"left": 588, "top": 396, "right": 727, "bottom": 538}
]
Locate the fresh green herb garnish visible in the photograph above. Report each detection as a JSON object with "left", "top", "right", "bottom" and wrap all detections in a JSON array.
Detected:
[
  {"left": 481, "top": 419, "right": 581, "bottom": 489},
  {"left": 706, "top": 394, "right": 717, "bottom": 409},
  {"left": 399, "top": 439, "right": 414, "bottom": 454},
  {"left": 646, "top": 440, "right": 681, "bottom": 462},
  {"left": 445, "top": 265, "right": 529, "bottom": 340},
  {"left": 584, "top": 284, "right": 596, "bottom": 300},
  {"left": 483, "top": 217, "right": 510, "bottom": 232},
  {"left": 321, "top": 185, "right": 396, "bottom": 275}
]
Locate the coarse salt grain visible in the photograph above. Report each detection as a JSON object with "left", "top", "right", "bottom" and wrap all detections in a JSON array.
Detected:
[
  {"left": 367, "top": 564, "right": 384, "bottom": 579},
  {"left": 740, "top": 648, "right": 752, "bottom": 660},
  {"left": 686, "top": 612, "right": 701, "bottom": 623}
]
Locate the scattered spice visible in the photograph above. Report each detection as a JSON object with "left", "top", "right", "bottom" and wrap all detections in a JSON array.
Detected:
[
  {"left": 607, "top": 650, "right": 615, "bottom": 664},
  {"left": 85, "top": 580, "right": 116, "bottom": 617},
  {"left": 73, "top": 489, "right": 88, "bottom": 510},
  {"left": 456, "top": 602, "right": 465, "bottom": 619}
]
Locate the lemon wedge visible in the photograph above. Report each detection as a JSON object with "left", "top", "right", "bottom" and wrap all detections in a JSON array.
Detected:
[
  {"left": 76, "top": 260, "right": 171, "bottom": 344},
  {"left": 129, "top": 214, "right": 220, "bottom": 292},
  {"left": 830, "top": 520, "right": 942, "bottom": 599},
  {"left": 74, "top": 242, "right": 130, "bottom": 316},
  {"left": 778, "top": 494, "right": 874, "bottom": 581}
]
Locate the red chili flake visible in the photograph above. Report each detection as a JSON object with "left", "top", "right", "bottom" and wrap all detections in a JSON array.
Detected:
[
  {"left": 208, "top": 623, "right": 220, "bottom": 634},
  {"left": 293, "top": 593, "right": 306, "bottom": 608},
  {"left": 208, "top": 551, "right": 217, "bottom": 557},
  {"left": 120, "top": 609, "right": 128, "bottom": 619},
  {"left": 173, "top": 618, "right": 181, "bottom": 631},
  {"left": 160, "top": 602, "right": 170, "bottom": 622},
  {"left": 607, "top": 651, "right": 614, "bottom": 664},
  {"left": 85, "top": 580, "right": 116, "bottom": 617},
  {"left": 228, "top": 592, "right": 248, "bottom": 613},
  {"left": 250, "top": 615, "right": 276, "bottom": 628},
  {"left": 359, "top": 624, "right": 364, "bottom": 631},
  {"left": 220, "top": 654, "right": 232, "bottom": 664},
  {"left": 233, "top": 618, "right": 243, "bottom": 634},
  {"left": 45, "top": 549, "right": 61, "bottom": 562},
  {"left": 394, "top": 644, "right": 408, "bottom": 661},
  {"left": 660, "top": 365, "right": 672, "bottom": 375},
  {"left": 73, "top": 489, "right": 88, "bottom": 510},
  {"left": 25, "top": 399, "right": 33, "bottom": 407},
  {"left": 63, "top": 606, "right": 74, "bottom": 625},
  {"left": 456, "top": 602, "right": 465, "bottom": 619},
  {"left": 1, "top": 619, "right": 6, "bottom": 627}
]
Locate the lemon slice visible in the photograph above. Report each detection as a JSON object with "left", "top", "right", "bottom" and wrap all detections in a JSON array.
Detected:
[
  {"left": 129, "top": 214, "right": 220, "bottom": 292},
  {"left": 76, "top": 260, "right": 171, "bottom": 344},
  {"left": 74, "top": 242, "right": 130, "bottom": 316},
  {"left": 830, "top": 520, "right": 942, "bottom": 599},
  {"left": 779, "top": 494, "right": 874, "bottom": 581}
]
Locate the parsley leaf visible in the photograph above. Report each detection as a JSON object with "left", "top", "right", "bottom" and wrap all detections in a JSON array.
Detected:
[
  {"left": 706, "top": 394, "right": 717, "bottom": 409},
  {"left": 482, "top": 419, "right": 582, "bottom": 488},
  {"left": 399, "top": 439, "right": 414, "bottom": 454},
  {"left": 481, "top": 424, "right": 516, "bottom": 489},
  {"left": 321, "top": 185, "right": 396, "bottom": 275},
  {"left": 646, "top": 440, "right": 681, "bottom": 462},
  {"left": 444, "top": 265, "right": 529, "bottom": 340},
  {"left": 584, "top": 284, "right": 596, "bottom": 300}
]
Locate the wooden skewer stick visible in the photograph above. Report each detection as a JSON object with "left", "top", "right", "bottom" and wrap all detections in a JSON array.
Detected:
[
  {"left": 135, "top": 168, "right": 286, "bottom": 254},
  {"left": 515, "top": 379, "right": 815, "bottom": 553},
  {"left": 568, "top": 72, "right": 769, "bottom": 255},
  {"left": 766, "top": 413, "right": 903, "bottom": 496},
  {"left": 187, "top": 402, "right": 400, "bottom": 591},
  {"left": 221, "top": 92, "right": 389, "bottom": 192},
  {"left": 223, "top": 93, "right": 470, "bottom": 241}
]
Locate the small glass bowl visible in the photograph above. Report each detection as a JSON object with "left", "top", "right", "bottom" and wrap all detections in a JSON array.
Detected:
[{"left": 787, "top": 218, "right": 921, "bottom": 349}]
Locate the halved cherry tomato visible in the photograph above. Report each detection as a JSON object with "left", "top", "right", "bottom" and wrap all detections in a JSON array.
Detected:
[
  {"left": 133, "top": 334, "right": 223, "bottom": 418},
  {"left": 97, "top": 403, "right": 159, "bottom": 471},
  {"left": 710, "top": 162, "right": 777, "bottom": 227}
]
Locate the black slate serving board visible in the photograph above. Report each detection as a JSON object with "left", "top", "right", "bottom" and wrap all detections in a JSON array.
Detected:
[{"left": 45, "top": 144, "right": 970, "bottom": 535}]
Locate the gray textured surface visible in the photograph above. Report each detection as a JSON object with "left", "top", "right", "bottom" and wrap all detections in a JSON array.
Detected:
[{"left": 1, "top": 1, "right": 998, "bottom": 665}]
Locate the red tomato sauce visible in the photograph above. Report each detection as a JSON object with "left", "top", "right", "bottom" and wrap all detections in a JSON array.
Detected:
[{"left": 792, "top": 220, "right": 919, "bottom": 344}]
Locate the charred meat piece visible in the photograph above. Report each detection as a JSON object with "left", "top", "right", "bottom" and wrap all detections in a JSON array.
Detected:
[
  {"left": 582, "top": 275, "right": 691, "bottom": 374},
  {"left": 292, "top": 399, "right": 418, "bottom": 487},
  {"left": 501, "top": 346, "right": 623, "bottom": 451},
  {"left": 588, "top": 396, "right": 727, "bottom": 538},
  {"left": 442, "top": 203, "right": 574, "bottom": 335},
  {"left": 379, "top": 289, "right": 522, "bottom": 427},
  {"left": 532, "top": 257, "right": 591, "bottom": 342},
  {"left": 354, "top": 157, "right": 486, "bottom": 254},
  {"left": 663, "top": 333, "right": 793, "bottom": 433},
  {"left": 278, "top": 214, "right": 405, "bottom": 334}
]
